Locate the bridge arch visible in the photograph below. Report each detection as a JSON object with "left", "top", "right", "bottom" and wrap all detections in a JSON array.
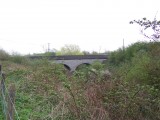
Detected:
[
  {"left": 75, "top": 63, "right": 90, "bottom": 71},
  {"left": 102, "top": 60, "right": 107, "bottom": 64},
  {"left": 63, "top": 64, "right": 71, "bottom": 71}
]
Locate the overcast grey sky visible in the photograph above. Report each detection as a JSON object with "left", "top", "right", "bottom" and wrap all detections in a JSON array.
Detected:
[{"left": 0, "top": 0, "right": 160, "bottom": 54}]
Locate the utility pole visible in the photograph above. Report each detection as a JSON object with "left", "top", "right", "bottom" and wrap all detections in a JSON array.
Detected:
[
  {"left": 48, "top": 43, "right": 50, "bottom": 52},
  {"left": 123, "top": 38, "right": 125, "bottom": 51}
]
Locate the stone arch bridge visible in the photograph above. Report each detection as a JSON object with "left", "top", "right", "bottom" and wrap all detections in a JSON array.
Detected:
[{"left": 30, "top": 55, "right": 108, "bottom": 72}]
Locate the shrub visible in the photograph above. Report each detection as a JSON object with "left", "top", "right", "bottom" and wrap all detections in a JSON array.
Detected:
[
  {"left": 103, "top": 41, "right": 160, "bottom": 119},
  {"left": 108, "top": 42, "right": 150, "bottom": 66},
  {"left": 0, "top": 49, "right": 10, "bottom": 61},
  {"left": 107, "top": 42, "right": 160, "bottom": 88}
]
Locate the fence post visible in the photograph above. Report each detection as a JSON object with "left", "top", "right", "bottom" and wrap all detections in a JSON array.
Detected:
[
  {"left": 1, "top": 65, "right": 7, "bottom": 120},
  {"left": 0, "top": 65, "right": 1, "bottom": 73},
  {"left": 1, "top": 65, "right": 17, "bottom": 120},
  {"left": 1, "top": 73, "right": 6, "bottom": 96},
  {"left": 0, "top": 64, "right": 1, "bottom": 93},
  {"left": 7, "top": 84, "right": 16, "bottom": 120},
  {"left": 0, "top": 65, "right": 5, "bottom": 94}
]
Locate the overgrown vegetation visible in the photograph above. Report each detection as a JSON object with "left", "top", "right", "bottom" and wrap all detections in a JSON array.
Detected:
[{"left": 0, "top": 41, "right": 160, "bottom": 120}]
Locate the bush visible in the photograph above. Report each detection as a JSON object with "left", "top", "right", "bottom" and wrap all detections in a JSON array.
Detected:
[
  {"left": 0, "top": 49, "right": 10, "bottom": 61},
  {"left": 103, "top": 41, "right": 160, "bottom": 119},
  {"left": 108, "top": 42, "right": 150, "bottom": 66},
  {"left": 107, "top": 42, "right": 160, "bottom": 89}
]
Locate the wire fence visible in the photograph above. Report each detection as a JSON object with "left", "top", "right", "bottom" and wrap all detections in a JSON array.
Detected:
[{"left": 0, "top": 65, "right": 20, "bottom": 120}]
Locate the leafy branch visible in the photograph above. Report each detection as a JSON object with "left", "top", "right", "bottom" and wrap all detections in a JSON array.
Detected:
[{"left": 130, "top": 17, "right": 160, "bottom": 41}]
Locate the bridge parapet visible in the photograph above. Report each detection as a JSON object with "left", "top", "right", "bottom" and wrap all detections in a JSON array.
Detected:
[{"left": 29, "top": 55, "right": 108, "bottom": 60}]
